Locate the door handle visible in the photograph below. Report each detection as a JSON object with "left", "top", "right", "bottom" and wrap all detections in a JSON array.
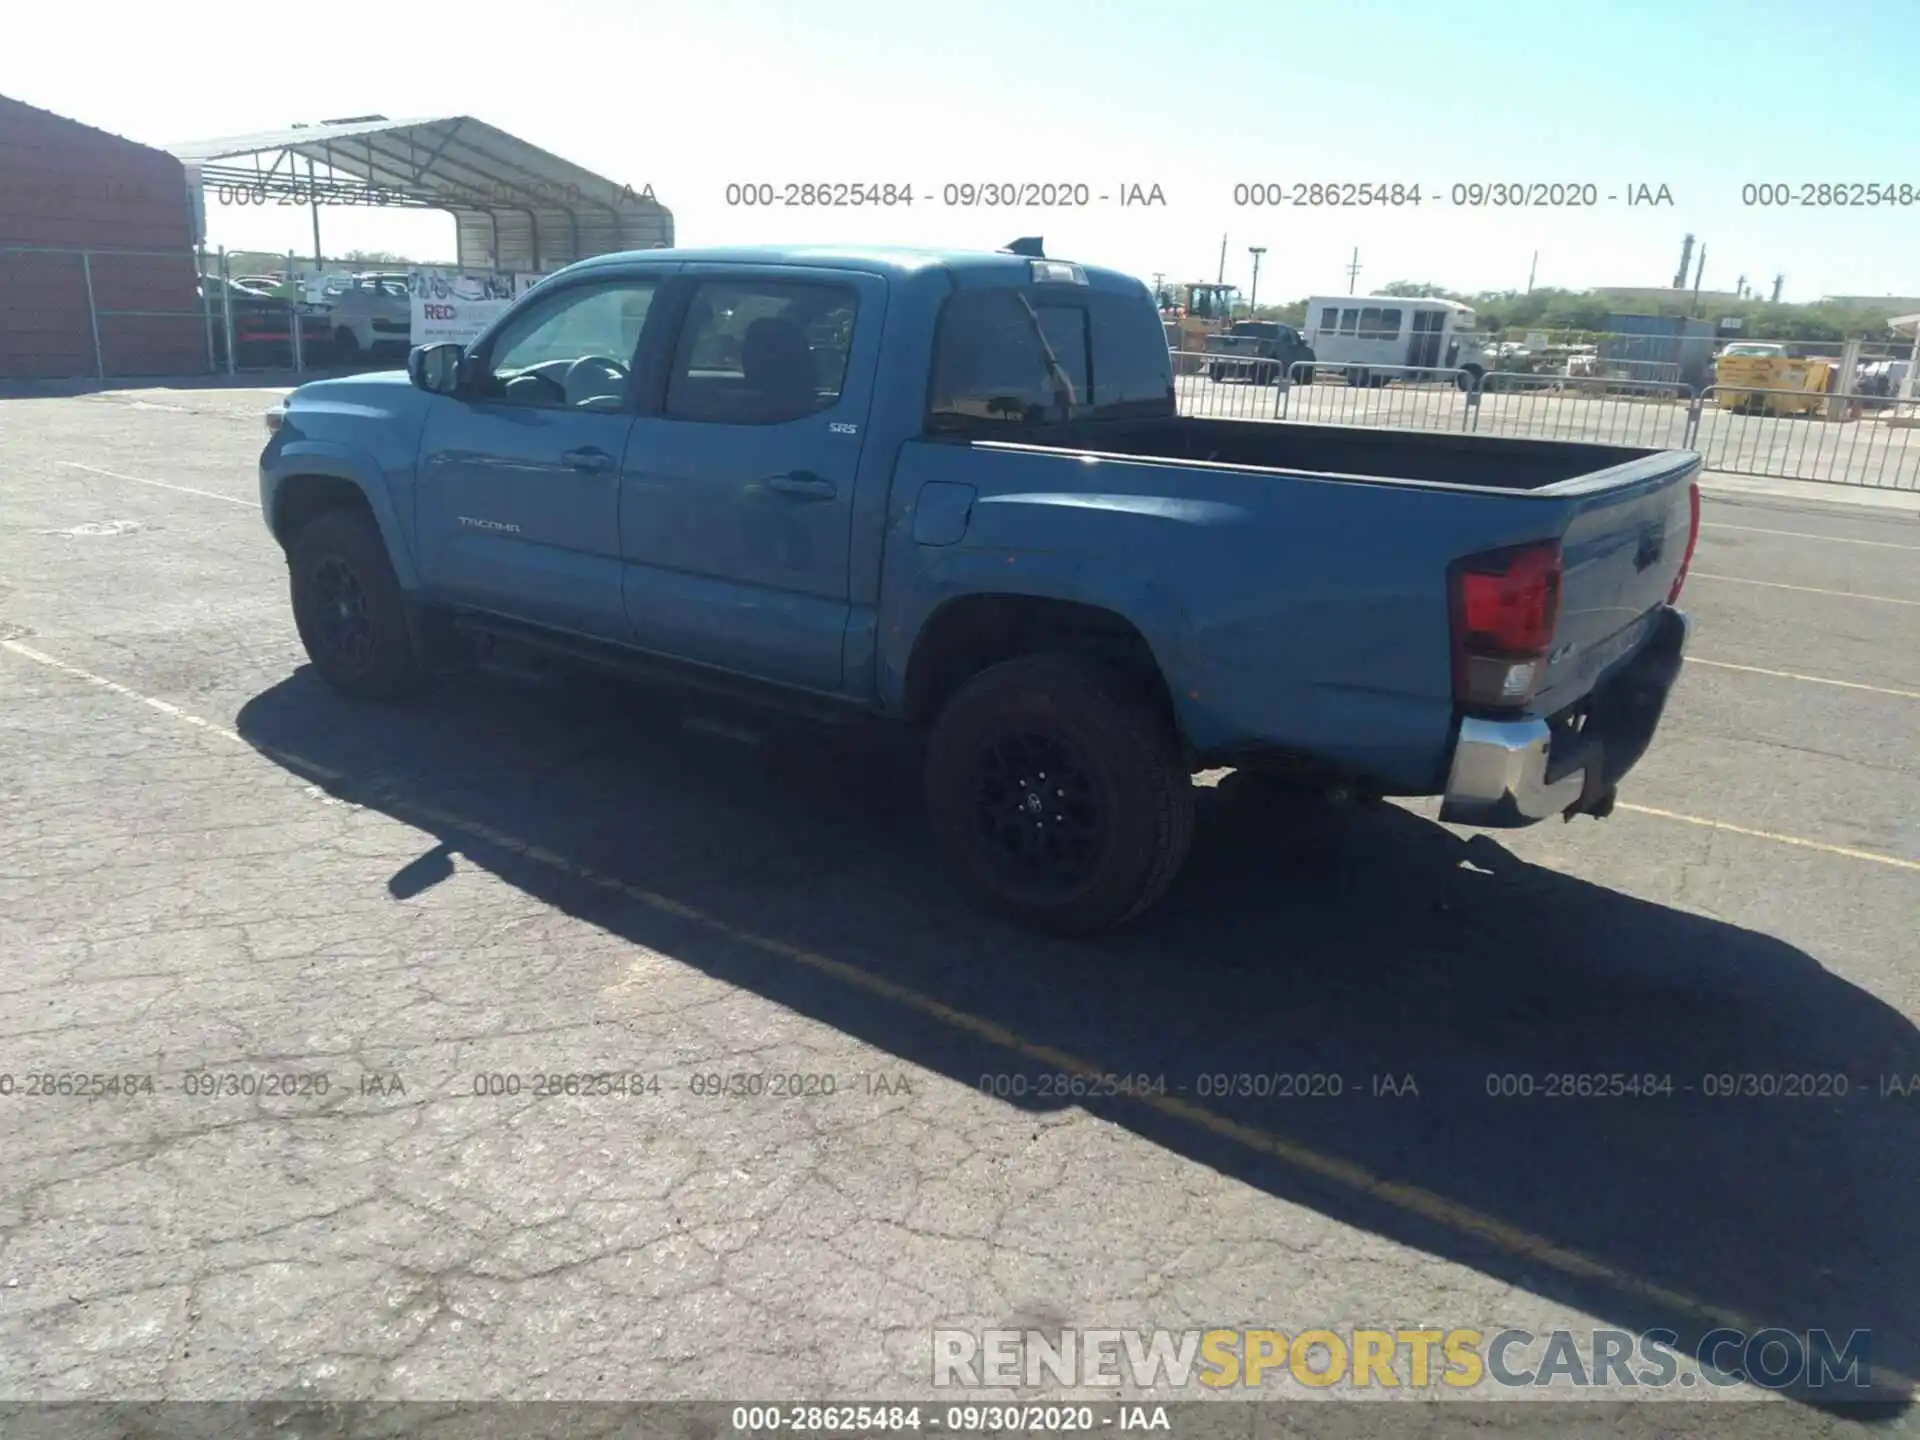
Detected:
[
  {"left": 766, "top": 470, "right": 837, "bottom": 500},
  {"left": 561, "top": 446, "right": 614, "bottom": 473}
]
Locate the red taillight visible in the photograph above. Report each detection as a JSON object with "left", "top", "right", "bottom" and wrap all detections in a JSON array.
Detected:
[
  {"left": 1460, "top": 543, "right": 1562, "bottom": 651},
  {"left": 1450, "top": 540, "right": 1563, "bottom": 709},
  {"left": 1668, "top": 480, "right": 1701, "bottom": 604}
]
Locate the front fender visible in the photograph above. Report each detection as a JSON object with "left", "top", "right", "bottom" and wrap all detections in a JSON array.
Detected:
[{"left": 260, "top": 437, "right": 421, "bottom": 593}]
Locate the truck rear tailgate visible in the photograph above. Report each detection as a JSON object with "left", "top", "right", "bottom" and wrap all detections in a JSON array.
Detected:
[{"left": 1531, "top": 452, "right": 1700, "bottom": 715}]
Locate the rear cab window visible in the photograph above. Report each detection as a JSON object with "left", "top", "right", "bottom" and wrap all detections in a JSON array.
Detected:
[{"left": 927, "top": 273, "right": 1175, "bottom": 431}]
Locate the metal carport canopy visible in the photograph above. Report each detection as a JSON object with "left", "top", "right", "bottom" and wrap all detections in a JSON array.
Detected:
[{"left": 166, "top": 115, "right": 672, "bottom": 272}]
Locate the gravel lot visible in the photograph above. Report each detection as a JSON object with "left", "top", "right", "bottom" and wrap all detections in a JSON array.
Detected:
[{"left": 1, "top": 381, "right": 1916, "bottom": 1435}]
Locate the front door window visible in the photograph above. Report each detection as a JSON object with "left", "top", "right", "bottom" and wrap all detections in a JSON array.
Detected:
[{"left": 480, "top": 280, "right": 660, "bottom": 411}]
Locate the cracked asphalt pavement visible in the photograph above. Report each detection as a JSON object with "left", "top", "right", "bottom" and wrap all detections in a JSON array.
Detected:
[{"left": 0, "top": 381, "right": 1916, "bottom": 1433}]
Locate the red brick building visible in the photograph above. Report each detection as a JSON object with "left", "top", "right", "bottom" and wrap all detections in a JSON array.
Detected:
[{"left": 0, "top": 94, "right": 204, "bottom": 378}]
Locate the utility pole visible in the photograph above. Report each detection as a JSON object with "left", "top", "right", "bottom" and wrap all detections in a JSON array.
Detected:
[
  {"left": 1689, "top": 245, "right": 1706, "bottom": 318},
  {"left": 307, "top": 155, "right": 323, "bottom": 270},
  {"left": 1217, "top": 234, "right": 1228, "bottom": 285},
  {"left": 1345, "top": 247, "right": 1362, "bottom": 294},
  {"left": 1735, "top": 273, "right": 1747, "bottom": 299},
  {"left": 1770, "top": 274, "right": 1784, "bottom": 304},
  {"left": 1247, "top": 246, "right": 1266, "bottom": 311},
  {"left": 1526, "top": 250, "right": 1538, "bottom": 295}
]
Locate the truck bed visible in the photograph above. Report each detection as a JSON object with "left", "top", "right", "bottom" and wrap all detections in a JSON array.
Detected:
[
  {"left": 1015, "top": 415, "right": 1666, "bottom": 492},
  {"left": 892, "top": 415, "right": 1698, "bottom": 793}
]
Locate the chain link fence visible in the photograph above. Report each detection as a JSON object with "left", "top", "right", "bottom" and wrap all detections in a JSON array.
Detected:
[
  {"left": 0, "top": 243, "right": 425, "bottom": 381},
  {"left": 0, "top": 243, "right": 211, "bottom": 380}
]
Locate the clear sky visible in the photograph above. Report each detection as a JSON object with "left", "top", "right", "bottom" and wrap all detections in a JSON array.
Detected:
[{"left": 5, "top": 0, "right": 1915, "bottom": 302}]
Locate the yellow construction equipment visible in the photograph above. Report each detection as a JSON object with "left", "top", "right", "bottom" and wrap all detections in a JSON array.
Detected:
[
  {"left": 1714, "top": 343, "right": 1837, "bottom": 416},
  {"left": 1158, "top": 282, "right": 1240, "bottom": 372}
]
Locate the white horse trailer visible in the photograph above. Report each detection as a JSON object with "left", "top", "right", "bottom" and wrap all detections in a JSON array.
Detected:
[{"left": 1301, "top": 296, "right": 1489, "bottom": 389}]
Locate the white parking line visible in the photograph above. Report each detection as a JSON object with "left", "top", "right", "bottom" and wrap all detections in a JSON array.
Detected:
[
  {"left": 1688, "top": 658, "right": 1920, "bottom": 700},
  {"left": 56, "top": 460, "right": 252, "bottom": 507},
  {"left": 1689, "top": 573, "right": 1920, "bottom": 606},
  {"left": 1616, "top": 804, "right": 1920, "bottom": 873},
  {"left": 1705, "top": 523, "right": 1920, "bottom": 552}
]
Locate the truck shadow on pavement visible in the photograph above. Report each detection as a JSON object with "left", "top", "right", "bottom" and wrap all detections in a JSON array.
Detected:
[{"left": 236, "top": 664, "right": 1919, "bottom": 1414}]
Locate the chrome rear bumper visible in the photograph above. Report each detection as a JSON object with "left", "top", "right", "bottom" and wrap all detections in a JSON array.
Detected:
[{"left": 1439, "top": 608, "right": 1690, "bottom": 828}]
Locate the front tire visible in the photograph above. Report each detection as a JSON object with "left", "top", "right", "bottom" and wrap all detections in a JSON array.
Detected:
[
  {"left": 924, "top": 653, "right": 1195, "bottom": 934},
  {"left": 288, "top": 508, "right": 422, "bottom": 700}
]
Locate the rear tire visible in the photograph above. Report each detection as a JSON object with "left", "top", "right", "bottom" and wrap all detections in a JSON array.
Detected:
[
  {"left": 924, "top": 653, "right": 1195, "bottom": 934},
  {"left": 288, "top": 507, "right": 422, "bottom": 701}
]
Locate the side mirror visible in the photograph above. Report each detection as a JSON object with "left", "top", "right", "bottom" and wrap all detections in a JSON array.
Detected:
[{"left": 408, "top": 342, "right": 464, "bottom": 396}]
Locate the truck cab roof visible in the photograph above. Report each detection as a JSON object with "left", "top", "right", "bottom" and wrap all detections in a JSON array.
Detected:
[{"left": 562, "top": 243, "right": 1146, "bottom": 291}]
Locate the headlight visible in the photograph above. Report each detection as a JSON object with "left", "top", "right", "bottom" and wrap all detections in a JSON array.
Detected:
[{"left": 264, "top": 406, "right": 286, "bottom": 435}]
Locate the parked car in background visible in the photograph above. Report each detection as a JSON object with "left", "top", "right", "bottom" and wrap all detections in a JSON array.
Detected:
[
  {"left": 1856, "top": 359, "right": 1911, "bottom": 403},
  {"left": 200, "top": 276, "right": 331, "bottom": 368},
  {"left": 1203, "top": 320, "right": 1315, "bottom": 384},
  {"left": 322, "top": 273, "right": 413, "bottom": 360}
]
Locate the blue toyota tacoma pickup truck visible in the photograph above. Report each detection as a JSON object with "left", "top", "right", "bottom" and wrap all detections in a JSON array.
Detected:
[{"left": 259, "top": 241, "right": 1698, "bottom": 933}]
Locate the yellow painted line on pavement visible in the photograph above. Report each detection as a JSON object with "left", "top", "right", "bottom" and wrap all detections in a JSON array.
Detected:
[
  {"left": 1690, "top": 573, "right": 1920, "bottom": 606},
  {"left": 1617, "top": 803, "right": 1920, "bottom": 872},
  {"left": 1706, "top": 522, "right": 1920, "bottom": 552},
  {"left": 1688, "top": 657, "right": 1920, "bottom": 700},
  {"left": 2, "top": 635, "right": 1914, "bottom": 1399}
]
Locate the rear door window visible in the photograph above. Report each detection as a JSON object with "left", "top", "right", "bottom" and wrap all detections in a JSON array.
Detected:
[
  {"left": 665, "top": 279, "right": 859, "bottom": 424},
  {"left": 929, "top": 286, "right": 1173, "bottom": 428}
]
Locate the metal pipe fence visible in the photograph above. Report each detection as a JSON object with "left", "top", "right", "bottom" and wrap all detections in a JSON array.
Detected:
[
  {"left": 1692, "top": 386, "right": 1920, "bottom": 489},
  {"left": 1170, "top": 349, "right": 1920, "bottom": 490},
  {"left": 1285, "top": 362, "right": 1474, "bottom": 434},
  {"left": 1470, "top": 373, "right": 1696, "bottom": 450}
]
